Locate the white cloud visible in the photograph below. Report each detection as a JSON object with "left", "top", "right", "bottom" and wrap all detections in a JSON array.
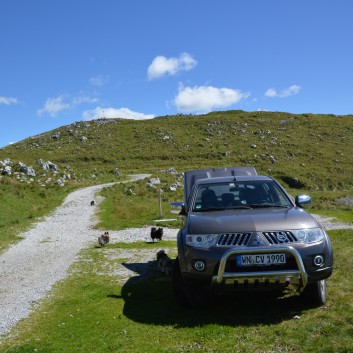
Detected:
[
  {"left": 265, "top": 85, "right": 301, "bottom": 98},
  {"left": 174, "top": 85, "right": 250, "bottom": 113},
  {"left": 38, "top": 95, "right": 98, "bottom": 117},
  {"left": 72, "top": 95, "right": 99, "bottom": 106},
  {"left": 83, "top": 107, "right": 155, "bottom": 121},
  {"left": 37, "top": 96, "right": 70, "bottom": 117},
  {"left": 0, "top": 96, "right": 19, "bottom": 105},
  {"left": 89, "top": 75, "right": 109, "bottom": 87},
  {"left": 147, "top": 52, "right": 197, "bottom": 80}
]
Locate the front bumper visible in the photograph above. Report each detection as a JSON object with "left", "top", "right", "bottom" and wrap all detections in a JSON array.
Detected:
[{"left": 212, "top": 246, "right": 308, "bottom": 291}]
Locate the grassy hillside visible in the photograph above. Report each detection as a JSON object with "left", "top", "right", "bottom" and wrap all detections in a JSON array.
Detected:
[
  {"left": 1, "top": 110, "right": 353, "bottom": 247},
  {"left": 2, "top": 111, "right": 353, "bottom": 188}
]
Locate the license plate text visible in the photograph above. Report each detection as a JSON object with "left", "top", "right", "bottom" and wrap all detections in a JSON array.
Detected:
[{"left": 237, "top": 253, "right": 286, "bottom": 266}]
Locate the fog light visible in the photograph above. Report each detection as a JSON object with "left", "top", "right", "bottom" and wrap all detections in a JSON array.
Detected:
[
  {"left": 194, "top": 260, "right": 206, "bottom": 271},
  {"left": 313, "top": 255, "right": 324, "bottom": 266}
]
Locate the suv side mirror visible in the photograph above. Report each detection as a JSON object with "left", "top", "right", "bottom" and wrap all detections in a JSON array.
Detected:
[
  {"left": 170, "top": 202, "right": 187, "bottom": 216},
  {"left": 295, "top": 194, "right": 311, "bottom": 208}
]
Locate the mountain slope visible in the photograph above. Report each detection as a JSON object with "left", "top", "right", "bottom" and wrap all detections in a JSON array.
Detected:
[{"left": 1, "top": 110, "right": 353, "bottom": 191}]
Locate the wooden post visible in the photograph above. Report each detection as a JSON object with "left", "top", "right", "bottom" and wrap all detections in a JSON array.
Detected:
[{"left": 158, "top": 189, "right": 163, "bottom": 218}]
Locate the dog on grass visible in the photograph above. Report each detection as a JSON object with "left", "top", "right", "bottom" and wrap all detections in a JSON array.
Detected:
[
  {"left": 150, "top": 227, "right": 163, "bottom": 242},
  {"left": 156, "top": 250, "right": 173, "bottom": 276},
  {"left": 98, "top": 231, "right": 110, "bottom": 247}
]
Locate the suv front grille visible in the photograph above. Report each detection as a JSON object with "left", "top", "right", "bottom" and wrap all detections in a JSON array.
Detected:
[
  {"left": 217, "top": 232, "right": 251, "bottom": 246},
  {"left": 262, "top": 231, "right": 298, "bottom": 244}
]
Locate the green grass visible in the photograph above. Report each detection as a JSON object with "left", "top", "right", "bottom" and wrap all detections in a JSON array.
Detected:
[
  {"left": 1, "top": 230, "right": 352, "bottom": 353},
  {"left": 96, "top": 174, "right": 184, "bottom": 230},
  {"left": 310, "top": 209, "right": 353, "bottom": 223},
  {"left": 0, "top": 178, "right": 70, "bottom": 253},
  {"left": 110, "top": 241, "right": 178, "bottom": 250}
]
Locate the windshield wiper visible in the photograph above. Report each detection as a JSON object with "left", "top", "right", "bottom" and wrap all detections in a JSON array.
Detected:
[
  {"left": 196, "top": 206, "right": 253, "bottom": 212},
  {"left": 250, "top": 204, "right": 290, "bottom": 208},
  {"left": 227, "top": 205, "right": 253, "bottom": 210},
  {"left": 196, "top": 207, "right": 225, "bottom": 212}
]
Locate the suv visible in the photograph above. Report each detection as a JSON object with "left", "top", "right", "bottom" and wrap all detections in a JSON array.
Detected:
[{"left": 172, "top": 167, "right": 333, "bottom": 307}]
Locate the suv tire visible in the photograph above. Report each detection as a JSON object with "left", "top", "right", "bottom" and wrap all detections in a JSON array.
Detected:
[
  {"left": 172, "top": 257, "right": 209, "bottom": 309},
  {"left": 301, "top": 279, "right": 326, "bottom": 307}
]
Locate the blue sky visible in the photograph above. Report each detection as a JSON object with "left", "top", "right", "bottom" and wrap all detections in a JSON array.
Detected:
[{"left": 1, "top": 0, "right": 352, "bottom": 148}]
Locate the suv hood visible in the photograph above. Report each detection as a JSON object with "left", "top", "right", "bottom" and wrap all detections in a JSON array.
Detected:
[{"left": 188, "top": 207, "right": 319, "bottom": 234}]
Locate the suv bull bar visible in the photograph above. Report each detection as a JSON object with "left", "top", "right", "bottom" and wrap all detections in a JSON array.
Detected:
[{"left": 212, "top": 246, "right": 308, "bottom": 292}]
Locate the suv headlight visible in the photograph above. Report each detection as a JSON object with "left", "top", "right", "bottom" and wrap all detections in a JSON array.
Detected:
[
  {"left": 186, "top": 234, "right": 218, "bottom": 248},
  {"left": 292, "top": 228, "right": 325, "bottom": 243}
]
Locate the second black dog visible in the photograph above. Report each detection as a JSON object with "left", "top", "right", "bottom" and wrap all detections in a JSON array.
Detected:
[
  {"left": 150, "top": 227, "right": 163, "bottom": 242},
  {"left": 156, "top": 250, "right": 173, "bottom": 276}
]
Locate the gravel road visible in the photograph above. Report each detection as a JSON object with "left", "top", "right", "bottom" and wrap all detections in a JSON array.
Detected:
[
  {"left": 0, "top": 177, "right": 352, "bottom": 336},
  {"left": 0, "top": 174, "right": 178, "bottom": 337}
]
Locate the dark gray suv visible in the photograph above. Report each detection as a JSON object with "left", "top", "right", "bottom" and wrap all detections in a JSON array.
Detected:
[{"left": 172, "top": 167, "right": 333, "bottom": 307}]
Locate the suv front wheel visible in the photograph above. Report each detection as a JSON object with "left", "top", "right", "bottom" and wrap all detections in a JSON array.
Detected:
[
  {"left": 301, "top": 279, "right": 326, "bottom": 307},
  {"left": 172, "top": 257, "right": 209, "bottom": 308}
]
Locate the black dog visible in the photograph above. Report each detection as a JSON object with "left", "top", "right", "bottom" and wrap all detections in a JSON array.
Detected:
[
  {"left": 150, "top": 227, "right": 163, "bottom": 242},
  {"left": 90, "top": 200, "right": 95, "bottom": 206},
  {"left": 156, "top": 250, "right": 173, "bottom": 276}
]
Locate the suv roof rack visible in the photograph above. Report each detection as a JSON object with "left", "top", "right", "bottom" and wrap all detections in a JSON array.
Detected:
[{"left": 184, "top": 166, "right": 257, "bottom": 202}]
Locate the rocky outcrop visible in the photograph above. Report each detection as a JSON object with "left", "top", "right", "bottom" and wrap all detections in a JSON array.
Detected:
[
  {"left": 38, "top": 159, "right": 59, "bottom": 172},
  {"left": 0, "top": 158, "right": 69, "bottom": 186},
  {"left": 19, "top": 162, "right": 36, "bottom": 177}
]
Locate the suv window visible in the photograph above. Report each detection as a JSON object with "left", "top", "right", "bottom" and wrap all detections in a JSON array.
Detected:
[{"left": 192, "top": 180, "right": 292, "bottom": 211}]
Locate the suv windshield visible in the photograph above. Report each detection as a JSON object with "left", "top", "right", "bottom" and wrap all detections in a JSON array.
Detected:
[{"left": 192, "top": 180, "right": 292, "bottom": 212}]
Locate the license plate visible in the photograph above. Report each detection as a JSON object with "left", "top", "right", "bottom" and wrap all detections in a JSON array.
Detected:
[{"left": 237, "top": 253, "right": 286, "bottom": 266}]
